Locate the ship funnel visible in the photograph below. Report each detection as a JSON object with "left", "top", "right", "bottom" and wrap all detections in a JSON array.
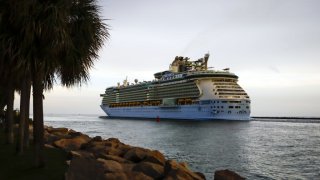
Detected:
[{"left": 204, "top": 53, "right": 210, "bottom": 70}]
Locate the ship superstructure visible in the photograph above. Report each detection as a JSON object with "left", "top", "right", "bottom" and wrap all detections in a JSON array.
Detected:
[{"left": 100, "top": 54, "right": 250, "bottom": 120}]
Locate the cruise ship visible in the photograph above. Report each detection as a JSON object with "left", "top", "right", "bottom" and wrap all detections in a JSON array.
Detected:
[{"left": 100, "top": 54, "right": 251, "bottom": 120}]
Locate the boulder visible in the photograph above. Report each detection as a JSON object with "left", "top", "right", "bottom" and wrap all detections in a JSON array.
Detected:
[
  {"left": 67, "top": 150, "right": 94, "bottom": 160},
  {"left": 47, "top": 127, "right": 69, "bottom": 134},
  {"left": 124, "top": 171, "right": 153, "bottom": 180},
  {"left": 104, "top": 146, "right": 119, "bottom": 155},
  {"left": 81, "top": 141, "right": 106, "bottom": 151},
  {"left": 115, "top": 144, "right": 132, "bottom": 156},
  {"left": 164, "top": 168, "right": 198, "bottom": 180},
  {"left": 97, "top": 158, "right": 123, "bottom": 173},
  {"left": 97, "top": 154, "right": 131, "bottom": 164},
  {"left": 106, "top": 137, "right": 121, "bottom": 144},
  {"left": 91, "top": 136, "right": 103, "bottom": 142},
  {"left": 82, "top": 139, "right": 131, "bottom": 157},
  {"left": 195, "top": 172, "right": 207, "bottom": 180},
  {"left": 179, "top": 162, "right": 189, "bottom": 168},
  {"left": 65, "top": 156, "right": 105, "bottom": 180},
  {"left": 143, "top": 150, "right": 166, "bottom": 166},
  {"left": 82, "top": 139, "right": 117, "bottom": 150},
  {"left": 44, "top": 144, "right": 56, "bottom": 149},
  {"left": 51, "top": 132, "right": 72, "bottom": 139},
  {"left": 53, "top": 135, "right": 91, "bottom": 151},
  {"left": 44, "top": 133, "right": 60, "bottom": 145},
  {"left": 83, "top": 144, "right": 122, "bottom": 158},
  {"left": 122, "top": 163, "right": 135, "bottom": 172},
  {"left": 104, "top": 172, "right": 127, "bottom": 180},
  {"left": 123, "top": 147, "right": 149, "bottom": 162},
  {"left": 164, "top": 160, "right": 204, "bottom": 180},
  {"left": 132, "top": 161, "right": 164, "bottom": 179},
  {"left": 214, "top": 169, "right": 245, "bottom": 180},
  {"left": 68, "top": 131, "right": 83, "bottom": 138}
]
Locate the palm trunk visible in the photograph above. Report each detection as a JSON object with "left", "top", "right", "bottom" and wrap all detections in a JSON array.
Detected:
[
  {"left": 23, "top": 77, "right": 31, "bottom": 148},
  {"left": 5, "top": 77, "right": 14, "bottom": 144},
  {"left": 17, "top": 75, "right": 28, "bottom": 154},
  {"left": 0, "top": 99, "right": 6, "bottom": 129},
  {"left": 33, "top": 72, "right": 45, "bottom": 167}
]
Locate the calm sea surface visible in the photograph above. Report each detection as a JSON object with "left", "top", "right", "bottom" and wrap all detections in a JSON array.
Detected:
[{"left": 43, "top": 115, "right": 320, "bottom": 179}]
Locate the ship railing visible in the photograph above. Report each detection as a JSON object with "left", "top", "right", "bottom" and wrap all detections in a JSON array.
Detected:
[{"left": 186, "top": 70, "right": 234, "bottom": 75}]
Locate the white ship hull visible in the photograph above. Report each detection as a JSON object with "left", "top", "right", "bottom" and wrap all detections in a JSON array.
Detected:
[{"left": 101, "top": 99, "right": 250, "bottom": 121}]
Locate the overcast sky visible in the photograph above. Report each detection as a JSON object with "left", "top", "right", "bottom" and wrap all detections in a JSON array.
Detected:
[{"left": 15, "top": 0, "right": 320, "bottom": 116}]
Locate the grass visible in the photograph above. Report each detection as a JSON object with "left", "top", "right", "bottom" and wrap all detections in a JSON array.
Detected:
[{"left": 0, "top": 129, "right": 68, "bottom": 180}]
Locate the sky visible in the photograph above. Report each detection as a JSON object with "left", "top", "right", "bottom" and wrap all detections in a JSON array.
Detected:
[{"left": 14, "top": 0, "right": 320, "bottom": 116}]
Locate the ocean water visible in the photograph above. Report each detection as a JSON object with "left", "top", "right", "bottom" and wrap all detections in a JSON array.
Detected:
[{"left": 44, "top": 114, "right": 320, "bottom": 179}]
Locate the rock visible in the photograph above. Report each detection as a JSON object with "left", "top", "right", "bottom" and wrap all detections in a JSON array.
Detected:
[
  {"left": 123, "top": 147, "right": 149, "bottom": 162},
  {"left": 164, "top": 168, "right": 198, "bottom": 180},
  {"left": 82, "top": 139, "right": 131, "bottom": 157},
  {"left": 44, "top": 133, "right": 60, "bottom": 145},
  {"left": 104, "top": 146, "right": 122, "bottom": 156},
  {"left": 115, "top": 144, "right": 132, "bottom": 157},
  {"left": 44, "top": 127, "right": 207, "bottom": 180},
  {"left": 53, "top": 135, "right": 91, "bottom": 151},
  {"left": 97, "top": 158, "right": 123, "bottom": 173},
  {"left": 47, "top": 127, "right": 69, "bottom": 134},
  {"left": 92, "top": 136, "right": 103, "bottom": 142},
  {"left": 65, "top": 156, "right": 105, "bottom": 180},
  {"left": 122, "top": 163, "right": 135, "bottom": 172},
  {"left": 179, "top": 162, "right": 189, "bottom": 168},
  {"left": 164, "top": 160, "right": 204, "bottom": 180},
  {"left": 104, "top": 172, "right": 127, "bottom": 180},
  {"left": 97, "top": 154, "right": 131, "bottom": 164},
  {"left": 133, "top": 161, "right": 164, "bottom": 179},
  {"left": 106, "top": 137, "right": 121, "bottom": 144},
  {"left": 67, "top": 150, "right": 94, "bottom": 160},
  {"left": 82, "top": 144, "right": 120, "bottom": 158},
  {"left": 125, "top": 171, "right": 153, "bottom": 180},
  {"left": 143, "top": 150, "right": 166, "bottom": 166},
  {"left": 68, "top": 131, "right": 83, "bottom": 138},
  {"left": 105, "top": 172, "right": 153, "bottom": 180},
  {"left": 214, "top": 169, "right": 245, "bottom": 180},
  {"left": 67, "top": 129, "right": 77, "bottom": 134},
  {"left": 44, "top": 144, "right": 56, "bottom": 149},
  {"left": 82, "top": 139, "right": 117, "bottom": 150},
  {"left": 195, "top": 172, "right": 206, "bottom": 180},
  {"left": 52, "top": 132, "right": 72, "bottom": 139},
  {"left": 81, "top": 141, "right": 105, "bottom": 150}
]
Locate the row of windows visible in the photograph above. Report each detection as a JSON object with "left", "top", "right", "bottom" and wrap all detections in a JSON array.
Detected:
[
  {"left": 218, "top": 92, "right": 248, "bottom": 95},
  {"left": 212, "top": 79, "right": 237, "bottom": 82},
  {"left": 202, "top": 100, "right": 248, "bottom": 104},
  {"left": 216, "top": 89, "right": 245, "bottom": 92},
  {"left": 210, "top": 104, "right": 250, "bottom": 110},
  {"left": 213, "top": 110, "right": 248, "bottom": 114},
  {"left": 215, "top": 85, "right": 242, "bottom": 89},
  {"left": 213, "top": 82, "right": 238, "bottom": 86}
]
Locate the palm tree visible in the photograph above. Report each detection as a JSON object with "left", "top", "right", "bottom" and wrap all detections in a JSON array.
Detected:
[
  {"left": 0, "top": 54, "right": 16, "bottom": 145},
  {"left": 16, "top": 70, "right": 31, "bottom": 154},
  {"left": 0, "top": 0, "right": 32, "bottom": 149},
  {"left": 1, "top": 0, "right": 108, "bottom": 166},
  {"left": 57, "top": 0, "right": 108, "bottom": 87}
]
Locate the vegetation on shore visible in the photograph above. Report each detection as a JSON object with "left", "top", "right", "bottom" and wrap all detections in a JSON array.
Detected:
[
  {"left": 0, "top": 129, "right": 68, "bottom": 180},
  {"left": 0, "top": 0, "right": 108, "bottom": 169}
]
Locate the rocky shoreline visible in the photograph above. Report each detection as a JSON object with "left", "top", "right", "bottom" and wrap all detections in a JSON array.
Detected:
[{"left": 43, "top": 126, "right": 244, "bottom": 180}]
